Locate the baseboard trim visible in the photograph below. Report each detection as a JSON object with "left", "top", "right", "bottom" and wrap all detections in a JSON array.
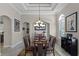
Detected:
[
  {"left": 3, "top": 45, "right": 11, "bottom": 48},
  {"left": 11, "top": 41, "right": 23, "bottom": 48}
]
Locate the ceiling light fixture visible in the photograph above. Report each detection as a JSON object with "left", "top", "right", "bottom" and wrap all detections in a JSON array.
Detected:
[{"left": 34, "top": 3, "right": 45, "bottom": 27}]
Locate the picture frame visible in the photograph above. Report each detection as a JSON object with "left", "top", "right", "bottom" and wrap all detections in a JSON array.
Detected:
[
  {"left": 65, "top": 12, "right": 77, "bottom": 32},
  {"left": 14, "top": 19, "right": 20, "bottom": 32}
]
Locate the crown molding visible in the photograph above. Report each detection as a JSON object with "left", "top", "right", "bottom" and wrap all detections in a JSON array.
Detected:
[
  {"left": 9, "top": 4, "right": 22, "bottom": 15},
  {"left": 21, "top": 11, "right": 55, "bottom": 15},
  {"left": 9, "top": 3, "right": 68, "bottom": 15}
]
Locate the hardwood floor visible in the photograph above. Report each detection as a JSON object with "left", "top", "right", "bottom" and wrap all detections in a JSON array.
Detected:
[
  {"left": 18, "top": 49, "right": 60, "bottom": 56},
  {"left": 1, "top": 43, "right": 60, "bottom": 56},
  {"left": 0, "top": 43, "right": 3, "bottom": 48}
]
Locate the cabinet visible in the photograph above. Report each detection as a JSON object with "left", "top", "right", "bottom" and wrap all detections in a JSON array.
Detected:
[{"left": 61, "top": 36, "right": 78, "bottom": 56}]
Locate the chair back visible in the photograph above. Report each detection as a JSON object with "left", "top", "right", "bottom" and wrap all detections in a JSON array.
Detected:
[
  {"left": 38, "top": 44, "right": 44, "bottom": 56},
  {"left": 32, "top": 46, "right": 37, "bottom": 56},
  {"left": 49, "top": 35, "right": 56, "bottom": 48},
  {"left": 51, "top": 37, "right": 56, "bottom": 47},
  {"left": 27, "top": 35, "right": 30, "bottom": 46},
  {"left": 23, "top": 36, "right": 29, "bottom": 49},
  {"left": 34, "top": 36, "right": 39, "bottom": 40}
]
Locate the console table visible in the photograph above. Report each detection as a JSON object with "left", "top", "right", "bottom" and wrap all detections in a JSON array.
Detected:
[{"left": 61, "top": 36, "right": 78, "bottom": 56}]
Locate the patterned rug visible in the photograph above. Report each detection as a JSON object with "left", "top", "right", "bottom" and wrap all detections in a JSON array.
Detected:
[{"left": 18, "top": 49, "right": 33, "bottom": 56}]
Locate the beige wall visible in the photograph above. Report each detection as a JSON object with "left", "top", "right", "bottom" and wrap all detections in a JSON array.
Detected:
[
  {"left": 21, "top": 14, "right": 56, "bottom": 40},
  {"left": 56, "top": 3, "right": 79, "bottom": 55},
  {"left": 0, "top": 4, "right": 23, "bottom": 47}
]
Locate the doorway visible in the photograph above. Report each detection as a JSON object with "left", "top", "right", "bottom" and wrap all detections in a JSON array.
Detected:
[
  {"left": 23, "top": 22, "right": 30, "bottom": 46},
  {"left": 0, "top": 15, "right": 12, "bottom": 47}
]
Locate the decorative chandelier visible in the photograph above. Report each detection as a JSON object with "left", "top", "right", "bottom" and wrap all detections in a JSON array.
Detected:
[{"left": 34, "top": 4, "right": 45, "bottom": 27}]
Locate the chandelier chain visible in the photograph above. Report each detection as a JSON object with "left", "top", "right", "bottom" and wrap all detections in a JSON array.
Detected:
[{"left": 39, "top": 3, "right": 40, "bottom": 20}]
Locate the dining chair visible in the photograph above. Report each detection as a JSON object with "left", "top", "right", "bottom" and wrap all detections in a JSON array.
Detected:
[
  {"left": 47, "top": 35, "right": 56, "bottom": 56},
  {"left": 23, "top": 36, "right": 29, "bottom": 55},
  {"left": 37, "top": 44, "right": 44, "bottom": 56},
  {"left": 43, "top": 45, "right": 47, "bottom": 56},
  {"left": 23, "top": 35, "right": 32, "bottom": 55},
  {"left": 27, "top": 35, "right": 31, "bottom": 47},
  {"left": 32, "top": 46, "right": 38, "bottom": 56},
  {"left": 42, "top": 36, "right": 46, "bottom": 40},
  {"left": 34, "top": 36, "right": 39, "bottom": 40}
]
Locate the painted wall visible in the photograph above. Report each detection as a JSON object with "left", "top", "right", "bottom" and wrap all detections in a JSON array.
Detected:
[
  {"left": 56, "top": 3, "right": 79, "bottom": 55},
  {"left": 21, "top": 14, "right": 56, "bottom": 41},
  {"left": 0, "top": 17, "right": 4, "bottom": 32},
  {"left": 0, "top": 4, "right": 23, "bottom": 47}
]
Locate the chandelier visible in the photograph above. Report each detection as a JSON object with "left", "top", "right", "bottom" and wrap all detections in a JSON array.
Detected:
[{"left": 34, "top": 4, "right": 45, "bottom": 27}]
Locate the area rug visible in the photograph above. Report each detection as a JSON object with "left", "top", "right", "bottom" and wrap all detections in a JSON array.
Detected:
[
  {"left": 18, "top": 49, "right": 32, "bottom": 56},
  {"left": 18, "top": 49, "right": 60, "bottom": 56}
]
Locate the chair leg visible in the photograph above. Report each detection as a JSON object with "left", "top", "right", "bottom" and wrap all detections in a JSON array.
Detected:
[
  {"left": 32, "top": 47, "right": 37, "bottom": 56},
  {"left": 53, "top": 48, "right": 55, "bottom": 56},
  {"left": 24, "top": 49, "right": 27, "bottom": 56}
]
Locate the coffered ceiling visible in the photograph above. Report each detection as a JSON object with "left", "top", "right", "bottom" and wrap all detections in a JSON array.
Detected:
[{"left": 10, "top": 3, "right": 68, "bottom": 15}]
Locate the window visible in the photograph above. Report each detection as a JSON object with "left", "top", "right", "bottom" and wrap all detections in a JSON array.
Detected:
[{"left": 59, "top": 14, "right": 65, "bottom": 37}]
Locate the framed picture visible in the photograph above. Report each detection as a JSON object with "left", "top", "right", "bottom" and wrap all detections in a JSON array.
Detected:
[
  {"left": 14, "top": 19, "right": 20, "bottom": 32},
  {"left": 65, "top": 12, "right": 77, "bottom": 32}
]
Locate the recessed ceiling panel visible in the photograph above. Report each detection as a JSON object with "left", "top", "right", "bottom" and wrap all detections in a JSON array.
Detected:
[
  {"left": 23, "top": 3, "right": 57, "bottom": 11},
  {"left": 10, "top": 3, "right": 68, "bottom": 15},
  {"left": 11, "top": 3, "right": 26, "bottom": 12},
  {"left": 26, "top": 3, "right": 51, "bottom": 7}
]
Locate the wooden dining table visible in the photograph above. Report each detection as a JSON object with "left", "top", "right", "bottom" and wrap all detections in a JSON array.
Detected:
[
  {"left": 31, "top": 37, "right": 49, "bottom": 56},
  {"left": 32, "top": 39, "right": 48, "bottom": 47}
]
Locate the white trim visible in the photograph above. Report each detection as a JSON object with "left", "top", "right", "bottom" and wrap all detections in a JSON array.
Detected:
[
  {"left": 11, "top": 41, "right": 23, "bottom": 48},
  {"left": 9, "top": 3, "right": 68, "bottom": 15},
  {"left": 21, "top": 11, "right": 55, "bottom": 15},
  {"left": 9, "top": 4, "right": 22, "bottom": 15},
  {"left": 3, "top": 45, "right": 11, "bottom": 48}
]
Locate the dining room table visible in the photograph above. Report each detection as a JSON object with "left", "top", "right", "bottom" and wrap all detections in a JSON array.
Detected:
[{"left": 31, "top": 35, "right": 49, "bottom": 56}]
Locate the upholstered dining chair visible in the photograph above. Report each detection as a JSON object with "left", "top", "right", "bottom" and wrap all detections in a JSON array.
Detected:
[
  {"left": 34, "top": 36, "right": 39, "bottom": 40},
  {"left": 23, "top": 36, "right": 29, "bottom": 55},
  {"left": 27, "top": 35, "right": 30, "bottom": 46},
  {"left": 32, "top": 46, "right": 37, "bottom": 56},
  {"left": 47, "top": 35, "right": 57, "bottom": 56},
  {"left": 23, "top": 35, "right": 32, "bottom": 55},
  {"left": 37, "top": 44, "right": 44, "bottom": 56}
]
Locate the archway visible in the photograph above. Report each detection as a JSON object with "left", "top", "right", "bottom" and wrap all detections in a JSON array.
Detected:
[
  {"left": 22, "top": 22, "right": 30, "bottom": 46},
  {"left": 0, "top": 15, "right": 12, "bottom": 47}
]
